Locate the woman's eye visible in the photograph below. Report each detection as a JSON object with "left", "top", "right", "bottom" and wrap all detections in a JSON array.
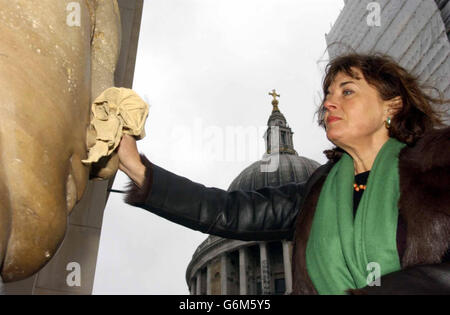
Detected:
[{"left": 343, "top": 90, "right": 353, "bottom": 96}]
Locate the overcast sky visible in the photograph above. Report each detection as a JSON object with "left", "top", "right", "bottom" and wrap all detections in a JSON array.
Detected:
[{"left": 93, "top": 0, "right": 344, "bottom": 294}]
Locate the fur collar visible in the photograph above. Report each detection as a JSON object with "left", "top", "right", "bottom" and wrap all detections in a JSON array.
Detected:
[{"left": 398, "top": 127, "right": 450, "bottom": 267}]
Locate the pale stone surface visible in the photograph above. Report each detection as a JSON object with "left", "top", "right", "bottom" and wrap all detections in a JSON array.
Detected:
[
  {"left": 33, "top": 288, "right": 76, "bottom": 295},
  {"left": 68, "top": 180, "right": 107, "bottom": 229},
  {"left": 33, "top": 224, "right": 101, "bottom": 294},
  {"left": 259, "top": 243, "right": 271, "bottom": 295},
  {"left": 114, "top": 0, "right": 143, "bottom": 88},
  {"left": 187, "top": 236, "right": 293, "bottom": 295},
  {"left": 206, "top": 262, "right": 212, "bottom": 295},
  {"left": 196, "top": 272, "right": 201, "bottom": 295},
  {"left": 188, "top": 239, "right": 290, "bottom": 295},
  {"left": 220, "top": 254, "right": 229, "bottom": 295},
  {"left": 282, "top": 241, "right": 293, "bottom": 294},
  {"left": 2, "top": 274, "right": 36, "bottom": 295},
  {"left": 187, "top": 237, "right": 258, "bottom": 285},
  {"left": 209, "top": 257, "right": 221, "bottom": 295},
  {"left": 239, "top": 247, "right": 248, "bottom": 295}
]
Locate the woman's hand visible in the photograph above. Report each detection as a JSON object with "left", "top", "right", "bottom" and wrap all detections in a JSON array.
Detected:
[{"left": 117, "top": 134, "right": 146, "bottom": 188}]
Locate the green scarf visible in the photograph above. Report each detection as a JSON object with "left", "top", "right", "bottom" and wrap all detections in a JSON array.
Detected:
[{"left": 306, "top": 138, "right": 406, "bottom": 295}]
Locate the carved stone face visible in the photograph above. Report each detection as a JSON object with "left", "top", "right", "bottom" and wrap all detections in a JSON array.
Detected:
[{"left": 0, "top": 0, "right": 121, "bottom": 282}]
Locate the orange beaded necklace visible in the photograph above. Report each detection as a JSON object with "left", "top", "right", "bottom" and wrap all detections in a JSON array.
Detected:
[{"left": 353, "top": 183, "right": 367, "bottom": 192}]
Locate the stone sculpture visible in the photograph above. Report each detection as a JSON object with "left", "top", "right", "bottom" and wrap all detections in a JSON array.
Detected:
[{"left": 0, "top": 0, "right": 121, "bottom": 282}]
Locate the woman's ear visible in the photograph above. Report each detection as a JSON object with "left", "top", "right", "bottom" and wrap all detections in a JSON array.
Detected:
[{"left": 386, "top": 96, "right": 403, "bottom": 117}]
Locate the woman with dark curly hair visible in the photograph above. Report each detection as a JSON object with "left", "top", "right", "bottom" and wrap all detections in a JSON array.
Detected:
[{"left": 118, "top": 53, "right": 450, "bottom": 295}]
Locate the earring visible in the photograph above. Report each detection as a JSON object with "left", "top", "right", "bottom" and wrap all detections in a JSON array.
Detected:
[{"left": 385, "top": 117, "right": 391, "bottom": 129}]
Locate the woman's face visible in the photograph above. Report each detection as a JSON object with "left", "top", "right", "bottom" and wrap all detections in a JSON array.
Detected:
[{"left": 323, "top": 68, "right": 389, "bottom": 149}]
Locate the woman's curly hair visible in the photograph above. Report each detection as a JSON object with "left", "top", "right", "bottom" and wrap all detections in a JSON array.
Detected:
[{"left": 317, "top": 53, "right": 449, "bottom": 161}]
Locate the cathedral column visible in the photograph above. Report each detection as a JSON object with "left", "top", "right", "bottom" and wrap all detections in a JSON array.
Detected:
[
  {"left": 206, "top": 262, "right": 212, "bottom": 295},
  {"left": 282, "top": 240, "right": 293, "bottom": 294},
  {"left": 221, "top": 254, "right": 229, "bottom": 295},
  {"left": 259, "top": 242, "right": 271, "bottom": 295},
  {"left": 239, "top": 247, "right": 248, "bottom": 295},
  {"left": 196, "top": 272, "right": 202, "bottom": 295}
]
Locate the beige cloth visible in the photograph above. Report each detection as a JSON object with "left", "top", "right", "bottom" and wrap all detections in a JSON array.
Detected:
[{"left": 82, "top": 87, "right": 149, "bottom": 164}]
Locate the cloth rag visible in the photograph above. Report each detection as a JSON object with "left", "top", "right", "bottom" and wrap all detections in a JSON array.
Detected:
[{"left": 82, "top": 87, "right": 149, "bottom": 164}]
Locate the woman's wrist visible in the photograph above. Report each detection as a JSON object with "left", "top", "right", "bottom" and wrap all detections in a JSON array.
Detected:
[{"left": 126, "top": 162, "right": 146, "bottom": 188}]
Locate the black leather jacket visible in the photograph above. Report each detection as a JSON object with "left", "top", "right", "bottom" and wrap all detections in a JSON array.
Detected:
[{"left": 125, "top": 158, "right": 308, "bottom": 241}]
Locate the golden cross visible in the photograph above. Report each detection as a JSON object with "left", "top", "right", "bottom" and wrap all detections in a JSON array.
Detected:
[{"left": 269, "top": 89, "right": 280, "bottom": 101}]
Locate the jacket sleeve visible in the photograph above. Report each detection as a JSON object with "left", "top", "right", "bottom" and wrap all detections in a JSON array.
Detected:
[{"left": 124, "top": 155, "right": 307, "bottom": 241}]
